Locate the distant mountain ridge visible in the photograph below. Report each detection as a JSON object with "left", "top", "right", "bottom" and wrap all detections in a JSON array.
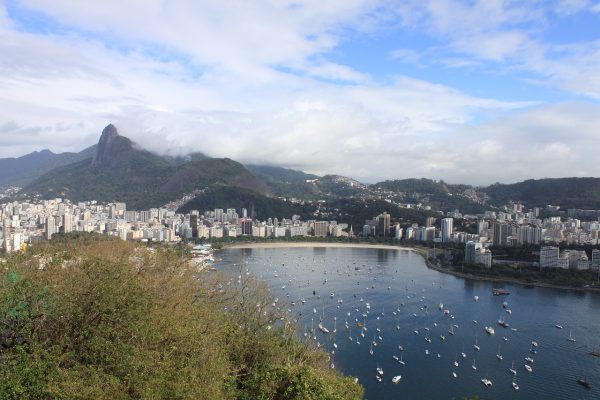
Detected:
[
  {"left": 20, "top": 125, "right": 269, "bottom": 209},
  {"left": 481, "top": 178, "right": 600, "bottom": 209},
  {"left": 0, "top": 147, "right": 95, "bottom": 187},
  {"left": 5, "top": 124, "right": 600, "bottom": 212}
]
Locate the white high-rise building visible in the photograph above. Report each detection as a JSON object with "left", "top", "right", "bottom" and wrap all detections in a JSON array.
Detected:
[
  {"left": 540, "top": 246, "right": 559, "bottom": 269},
  {"left": 441, "top": 218, "right": 453, "bottom": 242}
]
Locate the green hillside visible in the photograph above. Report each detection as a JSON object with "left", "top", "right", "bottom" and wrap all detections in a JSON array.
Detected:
[
  {"left": 20, "top": 125, "right": 269, "bottom": 210},
  {"left": 482, "top": 177, "right": 600, "bottom": 209}
]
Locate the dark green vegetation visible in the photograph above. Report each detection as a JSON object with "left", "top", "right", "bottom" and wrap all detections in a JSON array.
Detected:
[
  {"left": 321, "top": 198, "right": 436, "bottom": 230},
  {"left": 482, "top": 178, "right": 600, "bottom": 209},
  {"left": 0, "top": 147, "right": 95, "bottom": 187},
  {"left": 21, "top": 125, "right": 268, "bottom": 210},
  {"left": 373, "top": 178, "right": 486, "bottom": 214},
  {"left": 0, "top": 236, "right": 363, "bottom": 399},
  {"left": 178, "top": 186, "right": 314, "bottom": 220}
]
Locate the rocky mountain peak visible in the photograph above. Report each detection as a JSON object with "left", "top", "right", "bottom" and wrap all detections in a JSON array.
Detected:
[{"left": 91, "top": 124, "right": 130, "bottom": 167}]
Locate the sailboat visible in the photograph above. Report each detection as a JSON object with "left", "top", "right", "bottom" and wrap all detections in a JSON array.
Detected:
[
  {"left": 452, "top": 367, "right": 457, "bottom": 378},
  {"left": 568, "top": 329, "right": 576, "bottom": 342},
  {"left": 399, "top": 352, "right": 405, "bottom": 365},
  {"left": 509, "top": 361, "right": 517, "bottom": 375},
  {"left": 369, "top": 340, "right": 374, "bottom": 356},
  {"left": 472, "top": 358, "right": 477, "bottom": 370},
  {"left": 473, "top": 334, "right": 481, "bottom": 351},
  {"left": 449, "top": 324, "right": 455, "bottom": 336},
  {"left": 496, "top": 345, "right": 503, "bottom": 361}
]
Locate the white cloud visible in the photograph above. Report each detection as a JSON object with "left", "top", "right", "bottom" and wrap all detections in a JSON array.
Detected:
[{"left": 0, "top": 0, "right": 599, "bottom": 187}]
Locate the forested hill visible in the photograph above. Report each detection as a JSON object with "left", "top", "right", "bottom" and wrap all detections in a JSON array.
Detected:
[{"left": 482, "top": 178, "right": 600, "bottom": 209}]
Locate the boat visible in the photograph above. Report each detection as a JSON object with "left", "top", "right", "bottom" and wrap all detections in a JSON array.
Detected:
[
  {"left": 498, "top": 317, "right": 509, "bottom": 328},
  {"left": 493, "top": 288, "right": 510, "bottom": 296},
  {"left": 485, "top": 326, "right": 495, "bottom": 335},
  {"left": 452, "top": 370, "right": 457, "bottom": 378},
  {"left": 512, "top": 380, "right": 519, "bottom": 391},
  {"left": 531, "top": 341, "right": 538, "bottom": 347},
  {"left": 376, "top": 367, "right": 384, "bottom": 376},
  {"left": 474, "top": 295, "right": 479, "bottom": 301},
  {"left": 555, "top": 324, "right": 563, "bottom": 329},
  {"left": 318, "top": 323, "right": 330, "bottom": 334},
  {"left": 568, "top": 330, "right": 576, "bottom": 342},
  {"left": 525, "top": 357, "right": 534, "bottom": 363},
  {"left": 496, "top": 345, "right": 503, "bottom": 361},
  {"left": 481, "top": 378, "right": 493, "bottom": 387},
  {"left": 448, "top": 325, "right": 455, "bottom": 336},
  {"left": 472, "top": 359, "right": 477, "bottom": 370},
  {"left": 375, "top": 375, "right": 382, "bottom": 382},
  {"left": 425, "top": 349, "right": 429, "bottom": 356},
  {"left": 589, "top": 351, "right": 600, "bottom": 357},
  {"left": 509, "top": 361, "right": 517, "bottom": 375},
  {"left": 524, "top": 364, "right": 533, "bottom": 372},
  {"left": 392, "top": 375, "right": 402, "bottom": 384},
  {"left": 577, "top": 378, "right": 592, "bottom": 389},
  {"left": 474, "top": 334, "right": 481, "bottom": 351}
]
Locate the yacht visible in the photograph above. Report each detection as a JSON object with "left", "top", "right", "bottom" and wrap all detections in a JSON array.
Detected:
[
  {"left": 481, "top": 378, "right": 493, "bottom": 387},
  {"left": 524, "top": 364, "right": 533, "bottom": 372},
  {"left": 512, "top": 380, "right": 520, "bottom": 391},
  {"left": 474, "top": 334, "right": 481, "bottom": 351},
  {"left": 525, "top": 357, "right": 534, "bottom": 364},
  {"left": 392, "top": 375, "right": 402, "bottom": 384},
  {"left": 485, "top": 326, "right": 495, "bottom": 335}
]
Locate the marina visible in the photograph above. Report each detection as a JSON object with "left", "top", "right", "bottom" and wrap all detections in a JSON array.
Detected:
[{"left": 217, "top": 245, "right": 600, "bottom": 399}]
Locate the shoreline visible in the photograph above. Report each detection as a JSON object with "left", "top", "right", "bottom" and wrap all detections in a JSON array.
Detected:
[
  {"left": 223, "top": 242, "right": 415, "bottom": 251},
  {"left": 219, "top": 241, "right": 600, "bottom": 293}
]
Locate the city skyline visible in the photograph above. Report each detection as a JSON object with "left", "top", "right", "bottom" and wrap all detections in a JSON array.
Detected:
[{"left": 2, "top": 1, "right": 600, "bottom": 184}]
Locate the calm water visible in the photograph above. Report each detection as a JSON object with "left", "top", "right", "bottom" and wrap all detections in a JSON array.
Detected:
[{"left": 216, "top": 246, "right": 600, "bottom": 400}]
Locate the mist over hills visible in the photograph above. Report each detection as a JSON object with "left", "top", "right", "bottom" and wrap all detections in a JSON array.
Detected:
[{"left": 3, "top": 124, "right": 600, "bottom": 212}]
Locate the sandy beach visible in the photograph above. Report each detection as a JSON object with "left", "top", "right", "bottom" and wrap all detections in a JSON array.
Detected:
[{"left": 224, "top": 242, "right": 415, "bottom": 251}]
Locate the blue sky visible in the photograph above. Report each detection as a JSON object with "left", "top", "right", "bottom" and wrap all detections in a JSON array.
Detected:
[{"left": 1, "top": 0, "right": 600, "bottom": 184}]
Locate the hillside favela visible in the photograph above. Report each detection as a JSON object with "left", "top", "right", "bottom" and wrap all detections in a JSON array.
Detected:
[{"left": 1, "top": 2, "right": 599, "bottom": 400}]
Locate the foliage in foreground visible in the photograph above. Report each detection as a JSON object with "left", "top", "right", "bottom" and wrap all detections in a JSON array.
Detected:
[{"left": 0, "top": 238, "right": 363, "bottom": 400}]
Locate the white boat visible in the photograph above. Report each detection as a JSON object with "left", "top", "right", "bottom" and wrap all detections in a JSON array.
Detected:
[
  {"left": 392, "top": 375, "right": 402, "bottom": 384},
  {"left": 512, "top": 380, "right": 519, "bottom": 391},
  {"left": 524, "top": 364, "right": 533, "bottom": 372},
  {"left": 474, "top": 295, "right": 479, "bottom": 301},
  {"left": 481, "top": 378, "right": 492, "bottom": 387},
  {"left": 474, "top": 334, "right": 481, "bottom": 351},
  {"left": 472, "top": 359, "right": 477, "bottom": 370},
  {"left": 452, "top": 370, "right": 457, "bottom": 378},
  {"left": 525, "top": 357, "right": 534, "bottom": 363},
  {"left": 485, "top": 326, "right": 495, "bottom": 335},
  {"left": 555, "top": 324, "right": 563, "bottom": 329},
  {"left": 318, "top": 323, "right": 330, "bottom": 334},
  {"left": 377, "top": 367, "right": 384, "bottom": 376},
  {"left": 425, "top": 349, "right": 429, "bottom": 355},
  {"left": 509, "top": 361, "right": 517, "bottom": 375},
  {"left": 399, "top": 353, "right": 405, "bottom": 365},
  {"left": 393, "top": 355, "right": 399, "bottom": 362},
  {"left": 375, "top": 375, "right": 382, "bottom": 382},
  {"left": 496, "top": 345, "right": 503, "bottom": 361},
  {"left": 567, "top": 330, "right": 576, "bottom": 342},
  {"left": 531, "top": 341, "right": 538, "bottom": 347}
]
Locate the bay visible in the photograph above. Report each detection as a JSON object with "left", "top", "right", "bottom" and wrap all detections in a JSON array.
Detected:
[{"left": 216, "top": 246, "right": 600, "bottom": 400}]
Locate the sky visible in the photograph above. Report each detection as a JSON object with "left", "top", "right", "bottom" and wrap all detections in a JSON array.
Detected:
[{"left": 1, "top": 0, "right": 600, "bottom": 185}]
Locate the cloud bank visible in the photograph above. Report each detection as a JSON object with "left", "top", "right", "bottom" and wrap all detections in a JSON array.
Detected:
[{"left": 1, "top": 0, "right": 600, "bottom": 185}]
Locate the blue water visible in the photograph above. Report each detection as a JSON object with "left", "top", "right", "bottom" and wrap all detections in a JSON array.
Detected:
[{"left": 216, "top": 246, "right": 600, "bottom": 400}]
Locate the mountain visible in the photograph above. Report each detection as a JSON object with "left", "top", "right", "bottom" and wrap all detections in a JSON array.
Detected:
[
  {"left": 372, "top": 178, "right": 486, "bottom": 214},
  {"left": 245, "top": 165, "right": 321, "bottom": 198},
  {"left": 0, "top": 147, "right": 95, "bottom": 187},
  {"left": 482, "top": 178, "right": 600, "bottom": 209},
  {"left": 21, "top": 125, "right": 269, "bottom": 209},
  {"left": 177, "top": 186, "right": 312, "bottom": 220}
]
